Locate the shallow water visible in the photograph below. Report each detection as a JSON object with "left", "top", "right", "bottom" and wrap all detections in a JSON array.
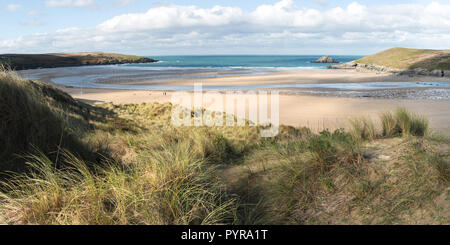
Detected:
[
  {"left": 48, "top": 79, "right": 450, "bottom": 91},
  {"left": 17, "top": 66, "right": 450, "bottom": 90},
  {"left": 19, "top": 55, "right": 360, "bottom": 84},
  {"left": 17, "top": 60, "right": 450, "bottom": 100},
  {"left": 19, "top": 65, "right": 290, "bottom": 85}
]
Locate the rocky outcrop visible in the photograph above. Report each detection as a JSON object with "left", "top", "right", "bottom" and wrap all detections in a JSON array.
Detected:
[
  {"left": 328, "top": 62, "right": 401, "bottom": 73},
  {"left": 399, "top": 68, "right": 448, "bottom": 77},
  {"left": 313, "top": 56, "right": 339, "bottom": 63},
  {"left": 328, "top": 62, "right": 357, "bottom": 69},
  {"left": 329, "top": 62, "right": 450, "bottom": 77}
]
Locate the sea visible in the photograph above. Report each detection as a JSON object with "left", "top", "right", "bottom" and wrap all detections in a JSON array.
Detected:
[
  {"left": 138, "top": 55, "right": 360, "bottom": 69},
  {"left": 19, "top": 55, "right": 361, "bottom": 88},
  {"left": 17, "top": 55, "right": 450, "bottom": 98}
]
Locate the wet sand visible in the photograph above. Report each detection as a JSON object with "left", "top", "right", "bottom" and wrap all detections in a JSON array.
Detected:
[
  {"left": 159, "top": 69, "right": 450, "bottom": 86},
  {"left": 22, "top": 68, "right": 450, "bottom": 88}
]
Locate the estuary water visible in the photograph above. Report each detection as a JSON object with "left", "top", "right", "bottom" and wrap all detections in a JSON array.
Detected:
[
  {"left": 19, "top": 55, "right": 360, "bottom": 86},
  {"left": 17, "top": 55, "right": 450, "bottom": 99}
]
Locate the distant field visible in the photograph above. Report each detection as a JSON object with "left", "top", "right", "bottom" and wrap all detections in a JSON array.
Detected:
[
  {"left": 0, "top": 52, "right": 157, "bottom": 70},
  {"left": 356, "top": 47, "right": 450, "bottom": 71}
]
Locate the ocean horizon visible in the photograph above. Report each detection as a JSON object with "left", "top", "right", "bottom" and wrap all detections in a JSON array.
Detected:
[
  {"left": 131, "top": 55, "right": 362, "bottom": 70},
  {"left": 19, "top": 55, "right": 362, "bottom": 89}
]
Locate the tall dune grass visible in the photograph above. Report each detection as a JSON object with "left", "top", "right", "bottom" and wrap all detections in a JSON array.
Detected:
[
  {"left": 349, "top": 117, "right": 377, "bottom": 141},
  {"left": 380, "top": 111, "right": 399, "bottom": 137},
  {"left": 381, "top": 108, "right": 429, "bottom": 137},
  {"left": 1, "top": 68, "right": 82, "bottom": 172},
  {"left": 0, "top": 147, "right": 235, "bottom": 225},
  {"left": 0, "top": 70, "right": 446, "bottom": 225},
  {"left": 0, "top": 68, "right": 129, "bottom": 173},
  {"left": 349, "top": 108, "right": 429, "bottom": 141}
]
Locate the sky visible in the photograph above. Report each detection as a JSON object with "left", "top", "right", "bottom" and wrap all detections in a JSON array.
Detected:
[{"left": 1, "top": 0, "right": 450, "bottom": 55}]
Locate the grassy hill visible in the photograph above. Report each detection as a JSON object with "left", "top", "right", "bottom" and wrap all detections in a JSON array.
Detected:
[
  {"left": 0, "top": 69, "right": 121, "bottom": 173},
  {"left": 0, "top": 70, "right": 448, "bottom": 224},
  {"left": 355, "top": 47, "right": 450, "bottom": 71},
  {"left": 0, "top": 52, "right": 157, "bottom": 70}
]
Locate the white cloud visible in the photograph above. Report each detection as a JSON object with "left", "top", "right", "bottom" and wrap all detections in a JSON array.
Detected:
[
  {"left": 98, "top": 4, "right": 244, "bottom": 31},
  {"left": 2, "top": 0, "right": 450, "bottom": 54},
  {"left": 5, "top": 4, "right": 21, "bottom": 11},
  {"left": 45, "top": 0, "right": 97, "bottom": 8}
]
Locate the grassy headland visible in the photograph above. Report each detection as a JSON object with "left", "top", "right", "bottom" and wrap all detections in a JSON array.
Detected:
[
  {"left": 0, "top": 70, "right": 448, "bottom": 224},
  {"left": 356, "top": 48, "right": 450, "bottom": 70},
  {"left": 330, "top": 47, "right": 450, "bottom": 76},
  {"left": 0, "top": 52, "right": 158, "bottom": 70}
]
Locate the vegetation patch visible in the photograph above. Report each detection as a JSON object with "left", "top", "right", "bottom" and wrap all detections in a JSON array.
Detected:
[
  {"left": 0, "top": 71, "right": 448, "bottom": 224},
  {"left": 356, "top": 47, "right": 450, "bottom": 70},
  {"left": 0, "top": 53, "right": 157, "bottom": 70}
]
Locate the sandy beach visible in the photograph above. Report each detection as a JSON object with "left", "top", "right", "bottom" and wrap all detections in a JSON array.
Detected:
[
  {"left": 70, "top": 90, "right": 450, "bottom": 134},
  {"left": 136, "top": 69, "right": 450, "bottom": 86},
  {"left": 64, "top": 69, "right": 450, "bottom": 135},
  {"left": 3, "top": 0, "right": 450, "bottom": 226},
  {"left": 22, "top": 67, "right": 450, "bottom": 87}
]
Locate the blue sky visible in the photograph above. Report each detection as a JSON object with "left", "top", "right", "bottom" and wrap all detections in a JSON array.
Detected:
[{"left": 1, "top": 0, "right": 450, "bottom": 55}]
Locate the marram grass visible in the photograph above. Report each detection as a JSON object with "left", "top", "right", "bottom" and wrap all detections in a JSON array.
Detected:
[
  {"left": 0, "top": 70, "right": 448, "bottom": 225},
  {"left": 0, "top": 147, "right": 235, "bottom": 225}
]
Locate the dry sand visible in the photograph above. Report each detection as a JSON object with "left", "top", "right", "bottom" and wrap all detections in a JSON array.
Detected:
[
  {"left": 69, "top": 88, "right": 450, "bottom": 135},
  {"left": 59, "top": 69, "right": 450, "bottom": 135}
]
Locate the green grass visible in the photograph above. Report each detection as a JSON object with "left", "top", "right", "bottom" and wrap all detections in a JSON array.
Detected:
[
  {"left": 355, "top": 47, "right": 450, "bottom": 70},
  {"left": 380, "top": 111, "right": 399, "bottom": 137},
  {"left": 0, "top": 148, "right": 235, "bottom": 224},
  {"left": 0, "top": 52, "right": 157, "bottom": 70},
  {"left": 0, "top": 70, "right": 448, "bottom": 225},
  {"left": 349, "top": 117, "right": 377, "bottom": 141},
  {"left": 265, "top": 129, "right": 363, "bottom": 224},
  {"left": 0, "top": 67, "right": 98, "bottom": 173},
  {"left": 348, "top": 108, "right": 429, "bottom": 140},
  {"left": 382, "top": 108, "right": 429, "bottom": 137}
]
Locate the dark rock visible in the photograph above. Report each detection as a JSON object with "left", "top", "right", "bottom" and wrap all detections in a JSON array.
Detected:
[
  {"left": 413, "top": 68, "right": 428, "bottom": 76},
  {"left": 328, "top": 59, "right": 450, "bottom": 78},
  {"left": 430, "top": 69, "right": 443, "bottom": 77},
  {"left": 328, "top": 62, "right": 355, "bottom": 69},
  {"left": 313, "top": 56, "right": 339, "bottom": 63}
]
